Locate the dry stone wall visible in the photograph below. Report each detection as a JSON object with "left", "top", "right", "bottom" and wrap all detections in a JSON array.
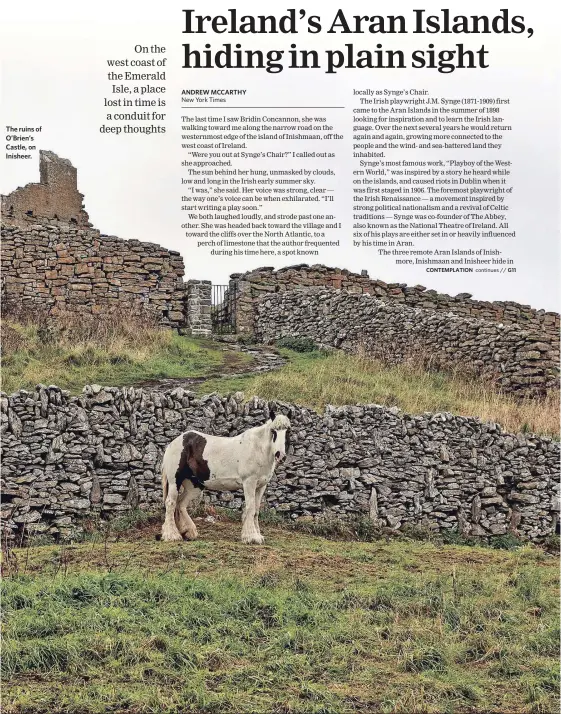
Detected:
[
  {"left": 255, "top": 288, "right": 559, "bottom": 398},
  {"left": 1, "top": 386, "right": 558, "bottom": 542},
  {"left": 1, "top": 220, "right": 188, "bottom": 328},
  {"left": 232, "top": 264, "right": 560, "bottom": 340}
]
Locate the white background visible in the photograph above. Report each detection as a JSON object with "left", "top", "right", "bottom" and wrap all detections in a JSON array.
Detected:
[{"left": 1, "top": 1, "right": 559, "bottom": 309}]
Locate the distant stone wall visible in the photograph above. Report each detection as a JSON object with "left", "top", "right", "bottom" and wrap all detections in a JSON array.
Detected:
[
  {"left": 1, "top": 387, "right": 558, "bottom": 542},
  {"left": 1, "top": 220, "right": 188, "bottom": 328},
  {"left": 231, "top": 265, "right": 560, "bottom": 340},
  {"left": 255, "top": 288, "right": 559, "bottom": 398}
]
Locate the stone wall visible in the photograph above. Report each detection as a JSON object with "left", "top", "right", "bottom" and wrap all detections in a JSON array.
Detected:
[
  {"left": 1, "top": 386, "right": 558, "bottom": 542},
  {"left": 1, "top": 220, "right": 188, "bottom": 328},
  {"left": 231, "top": 265, "right": 560, "bottom": 340},
  {"left": 255, "top": 288, "right": 559, "bottom": 398},
  {"left": 185, "top": 281, "right": 212, "bottom": 337}
]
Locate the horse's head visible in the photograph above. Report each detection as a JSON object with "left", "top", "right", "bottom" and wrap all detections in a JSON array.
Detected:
[{"left": 268, "top": 412, "right": 291, "bottom": 464}]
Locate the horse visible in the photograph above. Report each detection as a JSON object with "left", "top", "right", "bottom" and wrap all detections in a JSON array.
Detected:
[{"left": 160, "top": 411, "right": 291, "bottom": 544}]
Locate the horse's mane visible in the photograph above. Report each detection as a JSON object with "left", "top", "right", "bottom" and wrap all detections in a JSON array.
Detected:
[{"left": 270, "top": 414, "right": 291, "bottom": 430}]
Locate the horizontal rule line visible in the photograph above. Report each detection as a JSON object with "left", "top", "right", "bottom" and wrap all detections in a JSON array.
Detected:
[{"left": 179, "top": 106, "right": 346, "bottom": 109}]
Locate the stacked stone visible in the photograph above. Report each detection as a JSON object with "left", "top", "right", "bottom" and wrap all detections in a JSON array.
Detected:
[
  {"left": 185, "top": 281, "right": 212, "bottom": 337},
  {"left": 1, "top": 220, "right": 187, "bottom": 327},
  {"left": 254, "top": 288, "right": 559, "bottom": 398},
  {"left": 1, "top": 386, "right": 558, "bottom": 542},
  {"left": 230, "top": 264, "right": 560, "bottom": 343}
]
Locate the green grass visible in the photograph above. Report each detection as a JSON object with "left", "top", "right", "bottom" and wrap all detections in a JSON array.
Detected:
[
  {"left": 199, "top": 349, "right": 560, "bottom": 438},
  {"left": 2, "top": 519, "right": 559, "bottom": 714},
  {"left": 2, "top": 317, "right": 238, "bottom": 395}
]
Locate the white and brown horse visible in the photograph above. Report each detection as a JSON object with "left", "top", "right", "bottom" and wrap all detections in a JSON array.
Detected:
[{"left": 161, "top": 411, "right": 291, "bottom": 544}]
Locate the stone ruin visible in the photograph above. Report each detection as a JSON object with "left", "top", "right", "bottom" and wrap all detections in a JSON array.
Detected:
[{"left": 1, "top": 151, "right": 211, "bottom": 334}]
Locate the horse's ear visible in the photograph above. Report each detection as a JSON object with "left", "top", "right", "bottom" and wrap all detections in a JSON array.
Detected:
[
  {"left": 288, "top": 408, "right": 294, "bottom": 420},
  {"left": 268, "top": 402, "right": 276, "bottom": 423}
]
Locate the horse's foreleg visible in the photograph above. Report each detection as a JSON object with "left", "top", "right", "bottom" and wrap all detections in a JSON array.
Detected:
[
  {"left": 241, "top": 479, "right": 263, "bottom": 545},
  {"left": 175, "top": 481, "right": 201, "bottom": 540},
  {"left": 253, "top": 483, "right": 268, "bottom": 540},
  {"left": 161, "top": 480, "right": 183, "bottom": 542}
]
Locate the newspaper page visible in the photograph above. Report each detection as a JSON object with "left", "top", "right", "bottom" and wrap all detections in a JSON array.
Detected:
[{"left": 1, "top": 2, "right": 560, "bottom": 714}]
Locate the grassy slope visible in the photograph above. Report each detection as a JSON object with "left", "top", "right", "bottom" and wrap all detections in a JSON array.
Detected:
[
  {"left": 2, "top": 319, "right": 246, "bottom": 395},
  {"left": 199, "top": 349, "right": 560, "bottom": 438},
  {"left": 3, "top": 519, "right": 559, "bottom": 714}
]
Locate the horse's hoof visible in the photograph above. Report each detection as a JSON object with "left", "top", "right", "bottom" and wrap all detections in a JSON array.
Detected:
[
  {"left": 241, "top": 534, "right": 264, "bottom": 545},
  {"left": 182, "top": 530, "right": 199, "bottom": 541},
  {"left": 161, "top": 530, "right": 183, "bottom": 542}
]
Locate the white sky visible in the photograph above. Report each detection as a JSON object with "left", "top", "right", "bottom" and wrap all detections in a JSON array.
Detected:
[{"left": 1, "top": 0, "right": 559, "bottom": 310}]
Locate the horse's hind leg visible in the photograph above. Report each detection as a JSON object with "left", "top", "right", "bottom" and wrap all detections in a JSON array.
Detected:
[
  {"left": 253, "top": 483, "right": 267, "bottom": 540},
  {"left": 175, "top": 481, "right": 201, "bottom": 540}
]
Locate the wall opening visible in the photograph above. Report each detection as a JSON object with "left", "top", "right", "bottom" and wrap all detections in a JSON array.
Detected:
[{"left": 211, "top": 283, "right": 237, "bottom": 334}]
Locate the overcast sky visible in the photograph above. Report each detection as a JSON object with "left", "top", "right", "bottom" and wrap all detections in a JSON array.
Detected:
[{"left": 1, "top": 0, "right": 559, "bottom": 310}]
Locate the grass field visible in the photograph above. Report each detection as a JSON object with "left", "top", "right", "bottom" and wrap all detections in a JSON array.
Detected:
[
  {"left": 1, "top": 314, "right": 245, "bottom": 395},
  {"left": 198, "top": 348, "right": 560, "bottom": 438},
  {"left": 2, "top": 517, "right": 559, "bottom": 714}
]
